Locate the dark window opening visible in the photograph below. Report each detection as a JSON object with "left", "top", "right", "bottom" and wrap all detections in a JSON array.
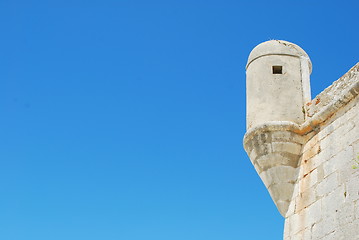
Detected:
[{"left": 272, "top": 66, "right": 283, "bottom": 74}]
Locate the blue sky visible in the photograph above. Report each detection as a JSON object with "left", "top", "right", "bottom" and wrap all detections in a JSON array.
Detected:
[{"left": 0, "top": 1, "right": 358, "bottom": 239}]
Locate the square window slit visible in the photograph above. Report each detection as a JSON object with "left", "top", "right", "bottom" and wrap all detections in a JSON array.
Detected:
[{"left": 272, "top": 66, "right": 283, "bottom": 74}]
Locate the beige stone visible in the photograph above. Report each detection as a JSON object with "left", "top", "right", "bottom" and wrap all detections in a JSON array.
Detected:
[
  {"left": 246, "top": 40, "right": 311, "bottom": 130},
  {"left": 244, "top": 40, "right": 359, "bottom": 239}
]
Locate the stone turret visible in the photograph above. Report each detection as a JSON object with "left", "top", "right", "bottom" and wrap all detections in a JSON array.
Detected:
[
  {"left": 245, "top": 40, "right": 312, "bottom": 129},
  {"left": 243, "top": 40, "right": 312, "bottom": 216},
  {"left": 243, "top": 40, "right": 359, "bottom": 238}
]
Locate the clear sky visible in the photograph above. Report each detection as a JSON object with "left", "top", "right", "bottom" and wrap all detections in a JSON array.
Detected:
[{"left": 0, "top": 1, "right": 358, "bottom": 239}]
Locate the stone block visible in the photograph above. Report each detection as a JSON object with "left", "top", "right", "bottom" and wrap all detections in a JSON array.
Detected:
[
  {"left": 271, "top": 131, "right": 306, "bottom": 144},
  {"left": 296, "top": 187, "right": 316, "bottom": 212},
  {"left": 290, "top": 183, "right": 300, "bottom": 204},
  {"left": 337, "top": 201, "right": 355, "bottom": 226},
  {"left": 285, "top": 197, "right": 296, "bottom": 218},
  {"left": 353, "top": 139, "right": 359, "bottom": 157},
  {"left": 323, "top": 146, "right": 353, "bottom": 179},
  {"left": 300, "top": 168, "right": 318, "bottom": 191},
  {"left": 256, "top": 152, "right": 298, "bottom": 170},
  {"left": 317, "top": 164, "right": 324, "bottom": 181},
  {"left": 300, "top": 153, "right": 322, "bottom": 177},
  {"left": 266, "top": 166, "right": 298, "bottom": 184},
  {"left": 272, "top": 142, "right": 302, "bottom": 155},
  {"left": 249, "top": 148, "right": 258, "bottom": 162},
  {"left": 320, "top": 230, "right": 345, "bottom": 240},
  {"left": 317, "top": 124, "right": 335, "bottom": 142},
  {"left": 311, "top": 220, "right": 326, "bottom": 240},
  {"left": 268, "top": 182, "right": 295, "bottom": 204},
  {"left": 302, "top": 143, "right": 321, "bottom": 162},
  {"left": 253, "top": 142, "right": 273, "bottom": 158},
  {"left": 292, "top": 228, "right": 311, "bottom": 240},
  {"left": 340, "top": 219, "right": 359, "bottom": 240},
  {"left": 316, "top": 173, "right": 338, "bottom": 198},
  {"left": 306, "top": 199, "right": 322, "bottom": 228},
  {"left": 342, "top": 100, "right": 359, "bottom": 122},
  {"left": 321, "top": 110, "right": 355, "bottom": 138},
  {"left": 342, "top": 124, "right": 359, "bottom": 146},
  {"left": 338, "top": 164, "right": 359, "bottom": 187},
  {"left": 321, "top": 184, "right": 345, "bottom": 214},
  {"left": 311, "top": 215, "right": 338, "bottom": 240},
  {"left": 301, "top": 135, "right": 319, "bottom": 153},
  {"left": 345, "top": 174, "right": 359, "bottom": 202},
  {"left": 287, "top": 211, "right": 305, "bottom": 236},
  {"left": 283, "top": 220, "right": 291, "bottom": 239}
]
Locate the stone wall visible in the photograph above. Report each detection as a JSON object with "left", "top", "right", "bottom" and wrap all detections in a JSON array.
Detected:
[
  {"left": 284, "top": 64, "right": 359, "bottom": 239},
  {"left": 244, "top": 39, "right": 359, "bottom": 240}
]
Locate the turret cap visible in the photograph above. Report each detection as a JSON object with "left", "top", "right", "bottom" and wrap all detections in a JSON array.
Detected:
[{"left": 246, "top": 40, "right": 312, "bottom": 73}]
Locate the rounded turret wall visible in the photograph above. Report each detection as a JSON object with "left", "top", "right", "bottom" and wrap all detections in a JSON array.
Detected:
[{"left": 246, "top": 40, "right": 312, "bottom": 130}]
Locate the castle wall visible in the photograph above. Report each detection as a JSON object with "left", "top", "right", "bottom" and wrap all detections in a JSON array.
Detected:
[
  {"left": 284, "top": 70, "right": 359, "bottom": 239},
  {"left": 244, "top": 40, "right": 359, "bottom": 240}
]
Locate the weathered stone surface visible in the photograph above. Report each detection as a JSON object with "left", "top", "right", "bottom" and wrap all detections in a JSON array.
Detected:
[
  {"left": 244, "top": 40, "right": 359, "bottom": 239},
  {"left": 284, "top": 84, "right": 359, "bottom": 239},
  {"left": 246, "top": 40, "right": 311, "bottom": 130},
  {"left": 305, "top": 64, "right": 359, "bottom": 118},
  {"left": 244, "top": 124, "right": 304, "bottom": 216}
]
